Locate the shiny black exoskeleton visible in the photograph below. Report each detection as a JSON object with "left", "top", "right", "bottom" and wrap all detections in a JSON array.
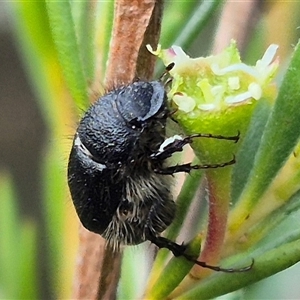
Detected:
[
  {"left": 68, "top": 80, "right": 251, "bottom": 272},
  {"left": 68, "top": 81, "right": 175, "bottom": 247}
]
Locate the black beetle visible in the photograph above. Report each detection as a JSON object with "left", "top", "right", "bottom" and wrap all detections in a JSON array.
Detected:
[
  {"left": 68, "top": 81, "right": 175, "bottom": 246},
  {"left": 68, "top": 80, "right": 250, "bottom": 272}
]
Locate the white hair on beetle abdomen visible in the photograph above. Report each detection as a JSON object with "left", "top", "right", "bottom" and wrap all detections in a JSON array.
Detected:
[{"left": 102, "top": 170, "right": 174, "bottom": 250}]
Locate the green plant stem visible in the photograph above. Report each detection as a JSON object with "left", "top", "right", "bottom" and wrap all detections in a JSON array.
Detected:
[
  {"left": 174, "top": 238, "right": 300, "bottom": 299},
  {"left": 168, "top": 167, "right": 233, "bottom": 298},
  {"left": 202, "top": 173, "right": 229, "bottom": 256},
  {"left": 192, "top": 167, "right": 232, "bottom": 278}
]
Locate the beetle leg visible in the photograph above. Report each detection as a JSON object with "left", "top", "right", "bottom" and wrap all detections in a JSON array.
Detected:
[
  {"left": 153, "top": 156, "right": 235, "bottom": 175},
  {"left": 151, "top": 132, "right": 239, "bottom": 161},
  {"left": 146, "top": 233, "right": 253, "bottom": 272}
]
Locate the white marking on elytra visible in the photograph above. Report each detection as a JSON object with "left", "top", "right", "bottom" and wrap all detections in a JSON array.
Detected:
[{"left": 74, "top": 133, "right": 107, "bottom": 171}]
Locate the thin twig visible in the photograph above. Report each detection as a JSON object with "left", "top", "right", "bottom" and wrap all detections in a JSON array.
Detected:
[
  {"left": 71, "top": 1, "right": 163, "bottom": 299},
  {"left": 105, "top": 0, "right": 162, "bottom": 88}
]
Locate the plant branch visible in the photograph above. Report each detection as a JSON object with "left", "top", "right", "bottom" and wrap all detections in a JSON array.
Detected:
[
  {"left": 105, "top": 0, "right": 162, "bottom": 88},
  {"left": 71, "top": 1, "right": 163, "bottom": 299}
]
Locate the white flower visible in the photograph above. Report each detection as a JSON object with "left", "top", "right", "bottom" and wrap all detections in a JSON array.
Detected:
[{"left": 148, "top": 42, "right": 279, "bottom": 113}]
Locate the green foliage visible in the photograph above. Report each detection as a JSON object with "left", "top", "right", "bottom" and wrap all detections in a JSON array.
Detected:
[
  {"left": 0, "top": 174, "right": 37, "bottom": 299},
  {"left": 46, "top": 1, "right": 89, "bottom": 111},
  {"left": 230, "top": 41, "right": 300, "bottom": 224},
  {"left": 2, "top": 1, "right": 300, "bottom": 299}
]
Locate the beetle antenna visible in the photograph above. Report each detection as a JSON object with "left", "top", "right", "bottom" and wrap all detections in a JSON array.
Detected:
[{"left": 159, "top": 62, "right": 175, "bottom": 82}]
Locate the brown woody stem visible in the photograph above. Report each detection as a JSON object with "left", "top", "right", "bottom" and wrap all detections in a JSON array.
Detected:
[{"left": 71, "top": 1, "right": 163, "bottom": 299}]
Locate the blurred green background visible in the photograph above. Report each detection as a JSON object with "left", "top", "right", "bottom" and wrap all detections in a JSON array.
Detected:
[{"left": 1, "top": 1, "right": 300, "bottom": 299}]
